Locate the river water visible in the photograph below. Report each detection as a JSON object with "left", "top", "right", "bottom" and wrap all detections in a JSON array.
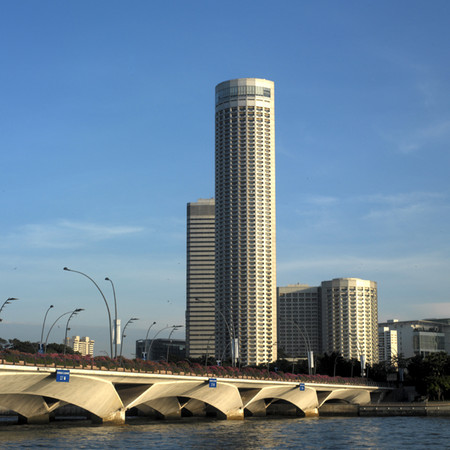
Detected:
[{"left": 0, "top": 416, "right": 449, "bottom": 449}]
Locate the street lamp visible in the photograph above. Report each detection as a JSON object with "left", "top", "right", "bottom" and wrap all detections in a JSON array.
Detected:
[
  {"left": 0, "top": 298, "right": 19, "bottom": 322},
  {"left": 64, "top": 308, "right": 85, "bottom": 355},
  {"left": 282, "top": 318, "right": 314, "bottom": 375},
  {"left": 119, "top": 317, "right": 139, "bottom": 361},
  {"left": 143, "top": 321, "right": 157, "bottom": 360},
  {"left": 349, "top": 332, "right": 366, "bottom": 377},
  {"left": 105, "top": 277, "right": 119, "bottom": 359},
  {"left": 64, "top": 267, "right": 113, "bottom": 358},
  {"left": 39, "top": 305, "right": 54, "bottom": 353},
  {"left": 194, "top": 298, "right": 237, "bottom": 367},
  {"left": 44, "top": 309, "right": 83, "bottom": 352},
  {"left": 166, "top": 325, "right": 182, "bottom": 362},
  {"left": 147, "top": 325, "right": 182, "bottom": 362}
]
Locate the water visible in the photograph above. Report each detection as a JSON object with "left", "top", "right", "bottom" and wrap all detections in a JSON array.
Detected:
[{"left": 0, "top": 417, "right": 449, "bottom": 449}]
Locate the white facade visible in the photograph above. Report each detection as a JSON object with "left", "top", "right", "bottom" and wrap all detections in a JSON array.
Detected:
[
  {"left": 215, "top": 78, "right": 277, "bottom": 365},
  {"left": 379, "top": 319, "right": 449, "bottom": 358},
  {"left": 186, "top": 198, "right": 216, "bottom": 359},
  {"left": 67, "top": 336, "right": 95, "bottom": 356},
  {"left": 378, "top": 326, "right": 398, "bottom": 365},
  {"left": 321, "top": 278, "right": 378, "bottom": 365}
]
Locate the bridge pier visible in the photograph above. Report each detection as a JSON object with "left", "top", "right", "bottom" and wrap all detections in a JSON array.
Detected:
[
  {"left": 216, "top": 407, "right": 244, "bottom": 420},
  {"left": 18, "top": 413, "right": 50, "bottom": 424},
  {"left": 91, "top": 410, "right": 125, "bottom": 425},
  {"left": 303, "top": 408, "right": 319, "bottom": 417},
  {"left": 245, "top": 399, "right": 267, "bottom": 417}
]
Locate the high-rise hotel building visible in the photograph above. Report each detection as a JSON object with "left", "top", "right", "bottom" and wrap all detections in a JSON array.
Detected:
[
  {"left": 186, "top": 198, "right": 216, "bottom": 359},
  {"left": 215, "top": 78, "right": 277, "bottom": 366},
  {"left": 321, "top": 278, "right": 378, "bottom": 365}
]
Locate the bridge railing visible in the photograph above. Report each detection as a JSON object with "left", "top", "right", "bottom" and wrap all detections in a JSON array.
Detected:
[{"left": 0, "top": 350, "right": 389, "bottom": 387}]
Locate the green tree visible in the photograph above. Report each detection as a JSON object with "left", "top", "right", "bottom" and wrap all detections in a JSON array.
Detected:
[{"left": 407, "top": 352, "right": 450, "bottom": 401}]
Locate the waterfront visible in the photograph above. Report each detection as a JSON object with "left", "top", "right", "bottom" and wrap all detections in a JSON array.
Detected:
[{"left": 0, "top": 417, "right": 449, "bottom": 449}]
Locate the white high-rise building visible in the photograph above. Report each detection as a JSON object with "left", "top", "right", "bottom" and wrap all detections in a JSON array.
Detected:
[
  {"left": 378, "top": 326, "right": 398, "bottom": 365},
  {"left": 66, "top": 336, "right": 95, "bottom": 356},
  {"left": 215, "top": 78, "right": 277, "bottom": 366},
  {"left": 321, "top": 278, "right": 378, "bottom": 365},
  {"left": 186, "top": 198, "right": 216, "bottom": 359}
]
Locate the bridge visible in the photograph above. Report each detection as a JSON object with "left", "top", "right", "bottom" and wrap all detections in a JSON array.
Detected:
[{"left": 0, "top": 363, "right": 391, "bottom": 424}]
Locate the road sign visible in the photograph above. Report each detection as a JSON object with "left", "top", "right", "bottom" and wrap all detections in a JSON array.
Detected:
[
  {"left": 56, "top": 369, "right": 70, "bottom": 383},
  {"left": 209, "top": 377, "right": 217, "bottom": 388},
  {"left": 299, "top": 383, "right": 305, "bottom": 391}
]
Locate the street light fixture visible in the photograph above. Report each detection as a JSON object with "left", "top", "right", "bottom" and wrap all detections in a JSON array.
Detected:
[
  {"left": 0, "top": 298, "right": 19, "bottom": 322},
  {"left": 44, "top": 308, "right": 83, "bottom": 352},
  {"left": 105, "top": 277, "right": 119, "bottom": 359},
  {"left": 349, "top": 332, "right": 366, "bottom": 377},
  {"left": 166, "top": 325, "right": 182, "bottom": 362},
  {"left": 119, "top": 317, "right": 139, "bottom": 361},
  {"left": 193, "top": 297, "right": 237, "bottom": 367},
  {"left": 147, "top": 325, "right": 182, "bottom": 362},
  {"left": 64, "top": 267, "right": 113, "bottom": 358},
  {"left": 39, "top": 305, "right": 54, "bottom": 353},
  {"left": 282, "top": 318, "right": 314, "bottom": 375},
  {"left": 64, "top": 308, "right": 85, "bottom": 355},
  {"left": 143, "top": 321, "right": 157, "bottom": 360}
]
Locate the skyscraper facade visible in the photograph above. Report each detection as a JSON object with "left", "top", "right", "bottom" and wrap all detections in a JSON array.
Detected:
[
  {"left": 321, "top": 278, "right": 378, "bottom": 365},
  {"left": 215, "top": 78, "right": 277, "bottom": 366},
  {"left": 186, "top": 198, "right": 215, "bottom": 359},
  {"left": 277, "top": 284, "right": 321, "bottom": 358}
]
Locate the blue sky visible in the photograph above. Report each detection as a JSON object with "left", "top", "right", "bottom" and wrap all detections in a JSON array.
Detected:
[{"left": 1, "top": 1, "right": 449, "bottom": 356}]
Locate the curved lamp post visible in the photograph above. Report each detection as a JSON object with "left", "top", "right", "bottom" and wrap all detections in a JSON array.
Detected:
[
  {"left": 147, "top": 325, "right": 182, "bottom": 362},
  {"left": 105, "top": 277, "right": 119, "bottom": 359},
  {"left": 143, "top": 321, "right": 157, "bottom": 360},
  {"left": 166, "top": 325, "right": 183, "bottom": 362},
  {"left": 282, "top": 318, "right": 313, "bottom": 375},
  {"left": 64, "top": 267, "right": 113, "bottom": 358},
  {"left": 63, "top": 308, "right": 85, "bottom": 355},
  {"left": 0, "top": 298, "right": 19, "bottom": 322},
  {"left": 119, "top": 317, "right": 139, "bottom": 361},
  {"left": 349, "top": 332, "right": 366, "bottom": 377},
  {"left": 39, "top": 304, "right": 54, "bottom": 352},
  {"left": 45, "top": 309, "right": 83, "bottom": 352},
  {"left": 194, "top": 297, "right": 236, "bottom": 367}
]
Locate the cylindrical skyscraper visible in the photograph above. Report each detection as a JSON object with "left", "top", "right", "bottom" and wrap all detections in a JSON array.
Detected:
[{"left": 215, "top": 78, "right": 277, "bottom": 366}]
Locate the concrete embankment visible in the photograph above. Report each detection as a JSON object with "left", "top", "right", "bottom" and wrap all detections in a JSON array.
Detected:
[{"left": 320, "top": 402, "right": 450, "bottom": 417}]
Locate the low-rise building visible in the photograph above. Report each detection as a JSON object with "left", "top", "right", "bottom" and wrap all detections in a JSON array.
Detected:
[
  {"left": 136, "top": 339, "right": 186, "bottom": 362},
  {"left": 378, "top": 319, "right": 450, "bottom": 358}
]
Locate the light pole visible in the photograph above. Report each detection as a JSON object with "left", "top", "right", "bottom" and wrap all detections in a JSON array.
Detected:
[
  {"left": 44, "top": 309, "right": 83, "bottom": 352},
  {"left": 105, "top": 277, "right": 119, "bottom": 359},
  {"left": 166, "top": 325, "right": 182, "bottom": 362},
  {"left": 64, "top": 267, "right": 113, "bottom": 358},
  {"left": 0, "top": 298, "right": 19, "bottom": 322},
  {"left": 147, "top": 325, "right": 182, "bottom": 362},
  {"left": 194, "top": 298, "right": 237, "bottom": 367},
  {"left": 349, "top": 332, "right": 366, "bottom": 377},
  {"left": 282, "top": 318, "right": 314, "bottom": 375},
  {"left": 64, "top": 308, "right": 84, "bottom": 355},
  {"left": 143, "top": 321, "right": 157, "bottom": 360},
  {"left": 119, "top": 317, "right": 139, "bottom": 361},
  {"left": 39, "top": 305, "right": 54, "bottom": 353}
]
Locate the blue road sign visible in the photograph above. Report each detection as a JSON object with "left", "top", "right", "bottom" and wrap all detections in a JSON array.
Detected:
[
  {"left": 209, "top": 377, "right": 217, "bottom": 388},
  {"left": 56, "top": 369, "right": 70, "bottom": 383},
  {"left": 299, "top": 383, "right": 305, "bottom": 391}
]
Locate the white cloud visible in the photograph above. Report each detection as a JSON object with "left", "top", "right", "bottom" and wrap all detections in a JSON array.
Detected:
[
  {"left": 2, "top": 220, "right": 144, "bottom": 249},
  {"left": 387, "top": 119, "right": 450, "bottom": 154},
  {"left": 360, "top": 191, "right": 446, "bottom": 221}
]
